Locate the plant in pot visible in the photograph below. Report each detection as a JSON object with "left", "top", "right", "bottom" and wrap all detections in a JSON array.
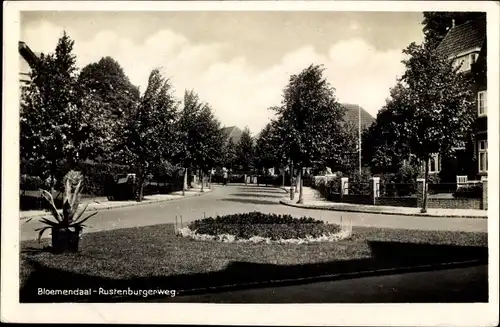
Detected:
[{"left": 34, "top": 170, "right": 98, "bottom": 253}]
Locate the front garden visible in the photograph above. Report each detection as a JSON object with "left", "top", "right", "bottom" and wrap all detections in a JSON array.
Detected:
[
  {"left": 20, "top": 212, "right": 488, "bottom": 302},
  {"left": 311, "top": 165, "right": 486, "bottom": 210}
]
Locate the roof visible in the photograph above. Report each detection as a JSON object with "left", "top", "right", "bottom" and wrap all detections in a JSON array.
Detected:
[
  {"left": 436, "top": 16, "right": 486, "bottom": 58},
  {"left": 341, "top": 103, "right": 375, "bottom": 130},
  {"left": 222, "top": 126, "right": 243, "bottom": 144},
  {"left": 19, "top": 41, "right": 39, "bottom": 69}
]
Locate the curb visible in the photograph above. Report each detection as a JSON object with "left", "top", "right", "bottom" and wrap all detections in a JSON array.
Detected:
[
  {"left": 20, "top": 188, "right": 214, "bottom": 220},
  {"left": 280, "top": 200, "right": 488, "bottom": 219},
  {"left": 174, "top": 259, "right": 487, "bottom": 298}
]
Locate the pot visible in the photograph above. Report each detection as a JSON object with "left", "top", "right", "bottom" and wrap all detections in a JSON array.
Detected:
[{"left": 51, "top": 227, "right": 82, "bottom": 253}]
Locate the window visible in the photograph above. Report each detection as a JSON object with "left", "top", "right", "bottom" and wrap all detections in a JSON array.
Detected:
[
  {"left": 478, "top": 91, "right": 487, "bottom": 116},
  {"left": 478, "top": 140, "right": 487, "bottom": 173},
  {"left": 428, "top": 153, "right": 440, "bottom": 173},
  {"left": 453, "top": 53, "right": 478, "bottom": 72}
]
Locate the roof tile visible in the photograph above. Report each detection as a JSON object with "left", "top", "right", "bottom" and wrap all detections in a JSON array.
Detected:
[{"left": 436, "top": 16, "right": 486, "bottom": 58}]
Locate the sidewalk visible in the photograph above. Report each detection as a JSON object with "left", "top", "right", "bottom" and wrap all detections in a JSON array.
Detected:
[
  {"left": 280, "top": 186, "right": 488, "bottom": 219},
  {"left": 20, "top": 185, "right": 213, "bottom": 220}
]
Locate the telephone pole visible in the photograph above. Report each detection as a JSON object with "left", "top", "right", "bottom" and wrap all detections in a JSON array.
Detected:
[{"left": 358, "top": 104, "right": 362, "bottom": 174}]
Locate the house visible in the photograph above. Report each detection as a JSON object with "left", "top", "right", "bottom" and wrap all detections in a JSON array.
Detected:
[
  {"left": 19, "top": 41, "right": 39, "bottom": 86},
  {"left": 341, "top": 103, "right": 375, "bottom": 131},
  {"left": 221, "top": 126, "right": 243, "bottom": 145},
  {"left": 434, "top": 15, "right": 487, "bottom": 181},
  {"left": 337, "top": 103, "right": 375, "bottom": 172}
]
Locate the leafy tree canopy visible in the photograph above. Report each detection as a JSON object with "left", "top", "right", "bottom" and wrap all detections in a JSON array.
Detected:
[{"left": 272, "top": 64, "right": 347, "bottom": 169}]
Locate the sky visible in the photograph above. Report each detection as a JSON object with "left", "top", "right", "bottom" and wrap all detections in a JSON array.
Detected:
[{"left": 21, "top": 11, "right": 425, "bottom": 134}]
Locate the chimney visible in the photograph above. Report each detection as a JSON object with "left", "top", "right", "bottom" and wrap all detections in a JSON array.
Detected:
[{"left": 452, "top": 19, "right": 455, "bottom": 28}]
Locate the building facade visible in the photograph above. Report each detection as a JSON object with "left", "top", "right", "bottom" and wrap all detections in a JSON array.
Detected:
[{"left": 434, "top": 15, "right": 487, "bottom": 181}]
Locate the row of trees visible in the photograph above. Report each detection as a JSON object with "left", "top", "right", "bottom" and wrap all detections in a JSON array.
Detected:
[
  {"left": 20, "top": 31, "right": 252, "bottom": 200},
  {"left": 361, "top": 12, "right": 478, "bottom": 212}
]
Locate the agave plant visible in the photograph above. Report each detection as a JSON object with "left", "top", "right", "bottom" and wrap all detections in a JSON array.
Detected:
[{"left": 35, "top": 175, "right": 98, "bottom": 242}]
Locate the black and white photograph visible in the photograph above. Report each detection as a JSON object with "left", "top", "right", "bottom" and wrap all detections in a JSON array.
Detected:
[{"left": 2, "top": 1, "right": 499, "bottom": 325}]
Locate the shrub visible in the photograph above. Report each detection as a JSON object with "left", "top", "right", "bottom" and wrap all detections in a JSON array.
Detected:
[
  {"left": 453, "top": 184, "right": 482, "bottom": 199},
  {"left": 188, "top": 212, "right": 342, "bottom": 240},
  {"left": 229, "top": 174, "right": 245, "bottom": 183},
  {"left": 20, "top": 194, "right": 64, "bottom": 211},
  {"left": 397, "top": 165, "right": 420, "bottom": 184},
  {"left": 315, "top": 177, "right": 341, "bottom": 200},
  {"left": 20, "top": 175, "right": 44, "bottom": 191},
  {"left": 348, "top": 168, "right": 371, "bottom": 195},
  {"left": 257, "top": 175, "right": 282, "bottom": 186},
  {"left": 377, "top": 165, "right": 420, "bottom": 197}
]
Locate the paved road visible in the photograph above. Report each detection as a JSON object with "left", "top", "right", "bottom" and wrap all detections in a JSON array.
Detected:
[
  {"left": 20, "top": 184, "right": 487, "bottom": 241},
  {"left": 173, "top": 264, "right": 488, "bottom": 303}
]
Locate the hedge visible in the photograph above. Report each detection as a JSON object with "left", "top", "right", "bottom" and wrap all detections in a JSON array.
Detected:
[
  {"left": 20, "top": 161, "right": 184, "bottom": 206},
  {"left": 453, "top": 184, "right": 483, "bottom": 199}
]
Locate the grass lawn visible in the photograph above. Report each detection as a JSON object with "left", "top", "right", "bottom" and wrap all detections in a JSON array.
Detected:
[{"left": 20, "top": 224, "right": 488, "bottom": 302}]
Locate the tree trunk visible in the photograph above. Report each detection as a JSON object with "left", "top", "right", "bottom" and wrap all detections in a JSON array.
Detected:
[
  {"left": 201, "top": 170, "right": 205, "bottom": 192},
  {"left": 136, "top": 174, "right": 144, "bottom": 202},
  {"left": 421, "top": 159, "right": 429, "bottom": 213},
  {"left": 289, "top": 161, "right": 294, "bottom": 201},
  {"left": 282, "top": 167, "right": 285, "bottom": 187},
  {"left": 295, "top": 167, "right": 300, "bottom": 193},
  {"left": 209, "top": 168, "right": 212, "bottom": 189},
  {"left": 297, "top": 167, "right": 304, "bottom": 204},
  {"left": 182, "top": 167, "right": 187, "bottom": 196}
]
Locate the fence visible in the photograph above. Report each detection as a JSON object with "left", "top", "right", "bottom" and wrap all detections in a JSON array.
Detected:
[
  {"left": 379, "top": 183, "right": 416, "bottom": 197},
  {"left": 310, "top": 176, "right": 488, "bottom": 210}
]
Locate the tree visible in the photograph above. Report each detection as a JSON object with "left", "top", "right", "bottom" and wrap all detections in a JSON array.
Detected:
[
  {"left": 222, "top": 137, "right": 238, "bottom": 172},
  {"left": 176, "top": 90, "right": 205, "bottom": 194},
  {"left": 254, "top": 122, "right": 279, "bottom": 175},
  {"left": 236, "top": 127, "right": 255, "bottom": 180},
  {"left": 78, "top": 56, "right": 140, "bottom": 161},
  {"left": 20, "top": 31, "right": 87, "bottom": 191},
  {"left": 422, "top": 12, "right": 486, "bottom": 49},
  {"left": 192, "top": 104, "right": 225, "bottom": 191},
  {"left": 399, "top": 42, "right": 475, "bottom": 212},
  {"left": 272, "top": 64, "right": 347, "bottom": 203},
  {"left": 362, "top": 83, "right": 412, "bottom": 174},
  {"left": 123, "top": 68, "right": 179, "bottom": 201},
  {"left": 335, "top": 119, "right": 358, "bottom": 173},
  {"left": 254, "top": 119, "right": 290, "bottom": 186}
]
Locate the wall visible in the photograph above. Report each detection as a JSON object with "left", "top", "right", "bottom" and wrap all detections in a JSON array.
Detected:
[
  {"left": 342, "top": 194, "right": 372, "bottom": 205},
  {"left": 375, "top": 197, "right": 418, "bottom": 208},
  {"left": 427, "top": 198, "right": 482, "bottom": 210}
]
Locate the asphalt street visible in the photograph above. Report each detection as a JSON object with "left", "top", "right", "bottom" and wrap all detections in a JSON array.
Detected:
[
  {"left": 20, "top": 184, "right": 487, "bottom": 241},
  {"left": 173, "top": 264, "right": 488, "bottom": 303}
]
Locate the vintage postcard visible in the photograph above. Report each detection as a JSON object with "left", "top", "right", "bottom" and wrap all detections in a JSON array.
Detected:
[{"left": 2, "top": 0, "right": 499, "bottom": 325}]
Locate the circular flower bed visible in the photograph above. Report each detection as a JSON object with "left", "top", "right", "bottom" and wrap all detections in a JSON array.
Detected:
[{"left": 178, "top": 212, "right": 351, "bottom": 244}]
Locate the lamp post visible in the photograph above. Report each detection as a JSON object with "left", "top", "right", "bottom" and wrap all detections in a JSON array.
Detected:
[{"left": 358, "top": 104, "right": 362, "bottom": 175}]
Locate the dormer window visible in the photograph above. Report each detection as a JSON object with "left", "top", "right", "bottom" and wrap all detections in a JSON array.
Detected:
[{"left": 453, "top": 52, "right": 478, "bottom": 72}]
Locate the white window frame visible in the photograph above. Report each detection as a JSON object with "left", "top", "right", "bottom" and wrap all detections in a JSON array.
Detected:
[
  {"left": 428, "top": 153, "right": 440, "bottom": 174},
  {"left": 453, "top": 52, "right": 478, "bottom": 73},
  {"left": 478, "top": 140, "right": 488, "bottom": 173},
  {"left": 478, "top": 90, "right": 487, "bottom": 116}
]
